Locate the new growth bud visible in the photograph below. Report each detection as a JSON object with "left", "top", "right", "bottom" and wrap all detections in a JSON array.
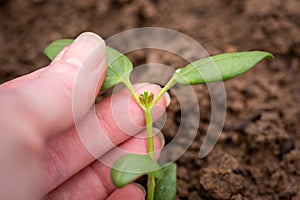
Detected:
[{"left": 139, "top": 91, "right": 155, "bottom": 108}]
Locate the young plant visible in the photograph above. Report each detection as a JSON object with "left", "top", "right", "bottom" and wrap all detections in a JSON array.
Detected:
[{"left": 44, "top": 39, "right": 273, "bottom": 200}]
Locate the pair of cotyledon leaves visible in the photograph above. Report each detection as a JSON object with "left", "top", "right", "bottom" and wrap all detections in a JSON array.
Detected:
[
  {"left": 44, "top": 39, "right": 274, "bottom": 91},
  {"left": 44, "top": 39, "right": 273, "bottom": 200}
]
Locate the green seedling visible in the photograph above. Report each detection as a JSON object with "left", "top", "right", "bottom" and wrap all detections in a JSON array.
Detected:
[{"left": 44, "top": 38, "right": 274, "bottom": 200}]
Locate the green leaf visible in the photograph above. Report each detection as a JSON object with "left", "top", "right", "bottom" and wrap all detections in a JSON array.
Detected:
[
  {"left": 154, "top": 163, "right": 177, "bottom": 200},
  {"left": 173, "top": 51, "right": 274, "bottom": 85},
  {"left": 43, "top": 39, "right": 133, "bottom": 91},
  {"left": 101, "top": 46, "right": 133, "bottom": 90},
  {"left": 43, "top": 39, "right": 74, "bottom": 60},
  {"left": 111, "top": 154, "right": 163, "bottom": 188}
]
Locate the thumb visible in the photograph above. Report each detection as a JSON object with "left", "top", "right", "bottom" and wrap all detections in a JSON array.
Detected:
[{"left": 2, "top": 32, "right": 107, "bottom": 139}]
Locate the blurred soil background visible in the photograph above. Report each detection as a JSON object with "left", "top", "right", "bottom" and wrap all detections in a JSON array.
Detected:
[{"left": 0, "top": 0, "right": 300, "bottom": 199}]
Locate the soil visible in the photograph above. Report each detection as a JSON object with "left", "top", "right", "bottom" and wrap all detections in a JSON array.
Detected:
[{"left": 1, "top": 0, "right": 300, "bottom": 199}]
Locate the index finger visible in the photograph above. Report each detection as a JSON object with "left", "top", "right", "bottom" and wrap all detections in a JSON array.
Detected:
[{"left": 44, "top": 83, "right": 169, "bottom": 193}]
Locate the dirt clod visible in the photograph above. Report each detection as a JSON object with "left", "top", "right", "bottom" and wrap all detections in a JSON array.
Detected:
[{"left": 199, "top": 152, "right": 246, "bottom": 200}]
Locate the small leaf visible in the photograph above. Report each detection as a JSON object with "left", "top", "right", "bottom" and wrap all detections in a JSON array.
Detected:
[
  {"left": 111, "top": 154, "right": 163, "bottom": 188},
  {"left": 173, "top": 51, "right": 274, "bottom": 85},
  {"left": 154, "top": 163, "right": 177, "bottom": 200},
  {"left": 101, "top": 46, "right": 133, "bottom": 90},
  {"left": 43, "top": 39, "right": 73, "bottom": 60},
  {"left": 43, "top": 39, "right": 133, "bottom": 91}
]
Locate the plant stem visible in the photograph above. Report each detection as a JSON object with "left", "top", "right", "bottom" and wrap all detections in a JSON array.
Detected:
[
  {"left": 123, "top": 76, "right": 177, "bottom": 200},
  {"left": 147, "top": 174, "right": 155, "bottom": 200},
  {"left": 145, "top": 109, "right": 154, "bottom": 159},
  {"left": 123, "top": 78, "right": 145, "bottom": 109},
  {"left": 151, "top": 78, "right": 176, "bottom": 108},
  {"left": 145, "top": 105, "right": 155, "bottom": 200}
]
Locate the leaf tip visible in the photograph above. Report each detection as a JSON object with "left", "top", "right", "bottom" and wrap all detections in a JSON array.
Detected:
[
  {"left": 111, "top": 171, "right": 124, "bottom": 188},
  {"left": 175, "top": 68, "right": 181, "bottom": 73},
  {"left": 261, "top": 51, "right": 275, "bottom": 60}
]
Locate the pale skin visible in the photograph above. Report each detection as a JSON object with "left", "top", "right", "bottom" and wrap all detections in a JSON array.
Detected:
[{"left": 0, "top": 32, "right": 168, "bottom": 200}]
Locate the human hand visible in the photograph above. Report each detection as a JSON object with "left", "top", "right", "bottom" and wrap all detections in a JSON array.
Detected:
[{"left": 0, "top": 32, "right": 168, "bottom": 200}]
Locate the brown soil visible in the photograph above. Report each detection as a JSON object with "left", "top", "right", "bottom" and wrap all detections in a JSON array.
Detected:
[{"left": 1, "top": 0, "right": 300, "bottom": 199}]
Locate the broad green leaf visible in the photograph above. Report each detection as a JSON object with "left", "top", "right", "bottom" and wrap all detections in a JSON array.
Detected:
[
  {"left": 111, "top": 154, "right": 163, "bottom": 188},
  {"left": 154, "top": 163, "right": 177, "bottom": 200},
  {"left": 173, "top": 51, "right": 274, "bottom": 85},
  {"left": 43, "top": 39, "right": 133, "bottom": 90},
  {"left": 43, "top": 39, "right": 73, "bottom": 60},
  {"left": 101, "top": 46, "right": 133, "bottom": 90}
]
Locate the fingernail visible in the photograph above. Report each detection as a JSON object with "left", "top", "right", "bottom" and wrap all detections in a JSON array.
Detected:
[
  {"left": 163, "top": 92, "right": 171, "bottom": 107},
  {"left": 156, "top": 131, "right": 165, "bottom": 148},
  {"left": 133, "top": 183, "right": 146, "bottom": 196},
  {"left": 62, "top": 32, "right": 106, "bottom": 71}
]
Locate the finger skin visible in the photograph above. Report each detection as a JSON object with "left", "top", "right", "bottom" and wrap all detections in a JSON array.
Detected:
[
  {"left": 107, "top": 184, "right": 145, "bottom": 200},
  {"left": 0, "top": 46, "right": 69, "bottom": 90},
  {"left": 0, "top": 45, "right": 72, "bottom": 90},
  {"left": 0, "top": 67, "right": 47, "bottom": 90},
  {"left": 43, "top": 83, "right": 167, "bottom": 193},
  {"left": 45, "top": 131, "right": 162, "bottom": 200}
]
